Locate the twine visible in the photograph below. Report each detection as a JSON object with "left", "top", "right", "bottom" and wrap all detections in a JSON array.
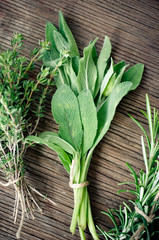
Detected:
[
  {"left": 0, "top": 177, "right": 22, "bottom": 187},
  {"left": 135, "top": 206, "right": 154, "bottom": 223},
  {"left": 130, "top": 192, "right": 159, "bottom": 240},
  {"left": 69, "top": 159, "right": 89, "bottom": 189},
  {"left": 150, "top": 191, "right": 159, "bottom": 215}
]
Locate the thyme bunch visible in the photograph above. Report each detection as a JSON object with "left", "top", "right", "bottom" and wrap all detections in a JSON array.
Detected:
[
  {"left": 98, "top": 95, "right": 159, "bottom": 239},
  {"left": 0, "top": 34, "right": 69, "bottom": 238}
]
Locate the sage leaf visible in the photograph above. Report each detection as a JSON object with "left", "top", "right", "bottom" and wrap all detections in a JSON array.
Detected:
[
  {"left": 114, "top": 64, "right": 128, "bottom": 85},
  {"left": 113, "top": 60, "right": 126, "bottom": 74},
  {"left": 72, "top": 56, "right": 79, "bottom": 75},
  {"left": 93, "top": 82, "right": 133, "bottom": 148},
  {"left": 54, "top": 67, "right": 69, "bottom": 87},
  {"left": 99, "top": 57, "right": 114, "bottom": 98},
  {"left": 46, "top": 21, "right": 58, "bottom": 49},
  {"left": 95, "top": 36, "right": 111, "bottom": 97},
  {"left": 76, "top": 39, "right": 98, "bottom": 97},
  {"left": 103, "top": 64, "right": 128, "bottom": 97},
  {"left": 43, "top": 49, "right": 59, "bottom": 68},
  {"left": 38, "top": 131, "right": 75, "bottom": 155},
  {"left": 78, "top": 90, "right": 97, "bottom": 155},
  {"left": 51, "top": 84, "right": 83, "bottom": 151},
  {"left": 65, "top": 58, "right": 78, "bottom": 94},
  {"left": 122, "top": 63, "right": 144, "bottom": 91},
  {"left": 44, "top": 22, "right": 60, "bottom": 67},
  {"left": 92, "top": 41, "right": 98, "bottom": 65},
  {"left": 53, "top": 30, "right": 69, "bottom": 52},
  {"left": 58, "top": 155, "right": 70, "bottom": 173},
  {"left": 103, "top": 72, "right": 116, "bottom": 97},
  {"left": 26, "top": 135, "right": 71, "bottom": 169},
  {"left": 59, "top": 10, "right": 79, "bottom": 57},
  {"left": 64, "top": 63, "right": 71, "bottom": 85}
]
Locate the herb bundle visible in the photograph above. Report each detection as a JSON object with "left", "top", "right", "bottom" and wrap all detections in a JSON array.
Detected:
[
  {"left": 98, "top": 95, "right": 159, "bottom": 239},
  {"left": 27, "top": 11, "right": 144, "bottom": 239},
  {"left": 0, "top": 34, "right": 69, "bottom": 238}
]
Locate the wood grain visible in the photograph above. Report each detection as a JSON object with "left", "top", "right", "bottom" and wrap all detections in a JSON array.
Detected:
[{"left": 0, "top": 0, "right": 159, "bottom": 239}]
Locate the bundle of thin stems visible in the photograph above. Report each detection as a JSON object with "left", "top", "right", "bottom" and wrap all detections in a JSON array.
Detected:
[{"left": 0, "top": 34, "right": 69, "bottom": 238}]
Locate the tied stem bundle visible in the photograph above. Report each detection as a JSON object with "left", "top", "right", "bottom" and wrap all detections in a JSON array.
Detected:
[
  {"left": 0, "top": 34, "right": 68, "bottom": 238},
  {"left": 27, "top": 11, "right": 144, "bottom": 239},
  {"left": 69, "top": 159, "right": 89, "bottom": 189}
]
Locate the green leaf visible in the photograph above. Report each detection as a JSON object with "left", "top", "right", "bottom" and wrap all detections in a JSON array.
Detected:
[
  {"left": 122, "top": 63, "right": 144, "bottom": 91},
  {"left": 26, "top": 135, "right": 71, "bottom": 172},
  {"left": 45, "top": 22, "right": 58, "bottom": 49},
  {"left": 95, "top": 36, "right": 111, "bottom": 97},
  {"left": 58, "top": 155, "right": 70, "bottom": 173},
  {"left": 146, "top": 94, "right": 153, "bottom": 142},
  {"left": 78, "top": 90, "right": 97, "bottom": 155},
  {"left": 92, "top": 41, "right": 98, "bottom": 65},
  {"left": 99, "top": 58, "right": 114, "bottom": 98},
  {"left": 102, "top": 72, "right": 116, "bottom": 97},
  {"left": 59, "top": 10, "right": 79, "bottom": 57},
  {"left": 113, "top": 60, "right": 126, "bottom": 74},
  {"left": 102, "top": 210, "right": 119, "bottom": 234},
  {"left": 126, "top": 163, "right": 139, "bottom": 192},
  {"left": 54, "top": 67, "right": 69, "bottom": 88},
  {"left": 64, "top": 57, "right": 79, "bottom": 94},
  {"left": 44, "top": 21, "right": 69, "bottom": 67},
  {"left": 76, "top": 39, "right": 98, "bottom": 97},
  {"left": 117, "top": 189, "right": 139, "bottom": 197},
  {"left": 72, "top": 55, "right": 79, "bottom": 75},
  {"left": 93, "top": 82, "right": 133, "bottom": 148},
  {"left": 141, "top": 136, "right": 149, "bottom": 173},
  {"left": 38, "top": 131, "right": 75, "bottom": 155},
  {"left": 103, "top": 63, "right": 128, "bottom": 97},
  {"left": 51, "top": 84, "right": 83, "bottom": 151},
  {"left": 63, "top": 62, "right": 72, "bottom": 85},
  {"left": 53, "top": 30, "right": 69, "bottom": 52},
  {"left": 129, "top": 114, "right": 151, "bottom": 151},
  {"left": 42, "top": 49, "right": 60, "bottom": 68}
]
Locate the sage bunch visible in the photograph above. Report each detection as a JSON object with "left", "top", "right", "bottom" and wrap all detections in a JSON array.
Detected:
[
  {"left": 27, "top": 11, "right": 144, "bottom": 240},
  {"left": 0, "top": 34, "right": 69, "bottom": 238},
  {"left": 98, "top": 95, "right": 159, "bottom": 240}
]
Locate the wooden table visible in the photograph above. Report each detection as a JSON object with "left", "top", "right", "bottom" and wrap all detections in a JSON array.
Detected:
[{"left": 0, "top": 0, "right": 159, "bottom": 239}]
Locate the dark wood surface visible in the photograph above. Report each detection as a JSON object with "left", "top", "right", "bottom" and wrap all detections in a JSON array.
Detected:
[{"left": 0, "top": 0, "right": 159, "bottom": 239}]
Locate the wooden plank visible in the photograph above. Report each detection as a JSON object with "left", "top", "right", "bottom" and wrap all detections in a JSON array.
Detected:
[{"left": 0, "top": 0, "right": 159, "bottom": 239}]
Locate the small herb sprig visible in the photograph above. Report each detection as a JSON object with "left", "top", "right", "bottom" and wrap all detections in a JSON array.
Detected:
[
  {"left": 98, "top": 95, "right": 159, "bottom": 240},
  {"left": 27, "top": 11, "right": 144, "bottom": 240},
  {"left": 0, "top": 34, "right": 69, "bottom": 238}
]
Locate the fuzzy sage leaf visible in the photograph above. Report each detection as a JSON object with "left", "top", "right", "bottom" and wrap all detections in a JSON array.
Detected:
[
  {"left": 94, "top": 82, "right": 133, "bottom": 149},
  {"left": 59, "top": 10, "right": 80, "bottom": 57},
  {"left": 122, "top": 63, "right": 144, "bottom": 90},
  {"left": 76, "top": 39, "right": 98, "bottom": 97},
  {"left": 78, "top": 90, "right": 97, "bottom": 155},
  {"left": 51, "top": 84, "right": 83, "bottom": 151}
]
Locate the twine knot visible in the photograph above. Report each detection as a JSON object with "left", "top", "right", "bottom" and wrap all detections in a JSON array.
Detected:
[
  {"left": 135, "top": 206, "right": 154, "bottom": 223},
  {"left": 69, "top": 159, "right": 89, "bottom": 189}
]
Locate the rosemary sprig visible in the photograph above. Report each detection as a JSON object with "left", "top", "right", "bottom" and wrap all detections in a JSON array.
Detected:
[
  {"left": 98, "top": 94, "right": 159, "bottom": 240},
  {"left": 0, "top": 34, "right": 69, "bottom": 238}
]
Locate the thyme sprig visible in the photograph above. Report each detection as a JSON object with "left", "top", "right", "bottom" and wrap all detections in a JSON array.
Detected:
[
  {"left": 98, "top": 94, "right": 159, "bottom": 240},
  {"left": 0, "top": 33, "right": 69, "bottom": 238}
]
